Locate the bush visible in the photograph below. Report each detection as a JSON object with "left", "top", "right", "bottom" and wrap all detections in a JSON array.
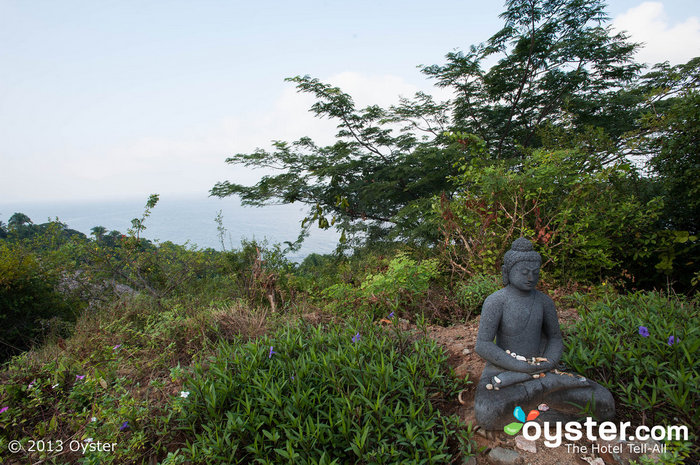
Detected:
[
  {"left": 320, "top": 252, "right": 441, "bottom": 321},
  {"left": 454, "top": 273, "right": 501, "bottom": 317},
  {"left": 221, "top": 239, "right": 296, "bottom": 309},
  {"left": 0, "top": 243, "right": 77, "bottom": 361},
  {"left": 562, "top": 291, "right": 699, "bottom": 430},
  {"left": 180, "top": 319, "right": 474, "bottom": 464},
  {"left": 438, "top": 148, "right": 672, "bottom": 286}
]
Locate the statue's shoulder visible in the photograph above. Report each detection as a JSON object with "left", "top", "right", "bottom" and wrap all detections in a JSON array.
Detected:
[
  {"left": 534, "top": 289, "right": 556, "bottom": 308},
  {"left": 483, "top": 288, "right": 508, "bottom": 308}
]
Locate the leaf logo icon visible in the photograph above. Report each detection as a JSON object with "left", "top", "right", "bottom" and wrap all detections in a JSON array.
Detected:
[{"left": 503, "top": 406, "right": 540, "bottom": 435}]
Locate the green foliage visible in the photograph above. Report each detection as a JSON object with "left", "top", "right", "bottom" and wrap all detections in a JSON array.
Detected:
[
  {"left": 128, "top": 194, "right": 160, "bottom": 240},
  {"left": 3, "top": 213, "right": 87, "bottom": 243},
  {"left": 294, "top": 243, "right": 403, "bottom": 296},
  {"left": 210, "top": 75, "right": 461, "bottom": 245},
  {"left": 209, "top": 0, "right": 696, "bottom": 270},
  {"left": 180, "top": 320, "right": 474, "bottom": 464},
  {"left": 58, "top": 196, "right": 225, "bottom": 303},
  {"left": 439, "top": 148, "right": 671, "bottom": 284},
  {"left": 220, "top": 238, "right": 295, "bottom": 309},
  {"left": 422, "top": 0, "right": 641, "bottom": 159},
  {"left": 629, "top": 58, "right": 700, "bottom": 235},
  {"left": 0, "top": 331, "right": 172, "bottom": 464},
  {"left": 0, "top": 291, "right": 255, "bottom": 464},
  {"left": 361, "top": 252, "right": 439, "bottom": 310},
  {"left": 321, "top": 252, "right": 440, "bottom": 320},
  {"left": 0, "top": 242, "right": 78, "bottom": 361},
  {"left": 630, "top": 440, "right": 694, "bottom": 465},
  {"left": 454, "top": 274, "right": 501, "bottom": 317},
  {"left": 563, "top": 291, "right": 699, "bottom": 429}
]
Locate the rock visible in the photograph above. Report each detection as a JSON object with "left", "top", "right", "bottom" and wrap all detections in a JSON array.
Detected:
[
  {"left": 581, "top": 457, "right": 605, "bottom": 465},
  {"left": 488, "top": 447, "right": 521, "bottom": 465},
  {"left": 463, "top": 457, "right": 477, "bottom": 465},
  {"left": 463, "top": 348, "right": 472, "bottom": 355},
  {"left": 476, "top": 428, "right": 500, "bottom": 440},
  {"left": 514, "top": 435, "right": 536, "bottom": 453}
]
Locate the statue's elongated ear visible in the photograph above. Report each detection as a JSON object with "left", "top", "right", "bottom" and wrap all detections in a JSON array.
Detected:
[{"left": 502, "top": 265, "right": 509, "bottom": 286}]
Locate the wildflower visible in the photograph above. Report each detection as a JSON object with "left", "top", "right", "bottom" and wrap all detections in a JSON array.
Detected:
[
  {"left": 76, "top": 375, "right": 85, "bottom": 380},
  {"left": 291, "top": 375, "right": 295, "bottom": 381},
  {"left": 84, "top": 438, "right": 93, "bottom": 443},
  {"left": 113, "top": 344, "right": 122, "bottom": 350},
  {"left": 638, "top": 326, "right": 650, "bottom": 337},
  {"left": 388, "top": 312, "right": 394, "bottom": 319},
  {"left": 180, "top": 391, "right": 190, "bottom": 398},
  {"left": 0, "top": 407, "right": 8, "bottom": 414},
  {"left": 268, "top": 346, "right": 276, "bottom": 358},
  {"left": 119, "top": 421, "right": 129, "bottom": 431},
  {"left": 668, "top": 335, "right": 678, "bottom": 346},
  {"left": 52, "top": 383, "right": 59, "bottom": 389},
  {"left": 91, "top": 417, "right": 97, "bottom": 422},
  {"left": 352, "top": 332, "right": 360, "bottom": 343},
  {"left": 28, "top": 379, "right": 36, "bottom": 389}
]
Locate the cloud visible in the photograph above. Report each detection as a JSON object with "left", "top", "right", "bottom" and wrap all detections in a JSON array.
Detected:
[
  {"left": 613, "top": 2, "right": 700, "bottom": 65},
  {"left": 4, "top": 72, "right": 446, "bottom": 202}
]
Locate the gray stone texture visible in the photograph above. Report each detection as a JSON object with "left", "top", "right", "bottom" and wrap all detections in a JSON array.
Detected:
[{"left": 474, "top": 238, "right": 615, "bottom": 429}]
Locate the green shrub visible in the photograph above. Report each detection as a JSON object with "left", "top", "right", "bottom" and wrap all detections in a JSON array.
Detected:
[
  {"left": 180, "top": 319, "right": 474, "bottom": 464},
  {"left": 0, "top": 243, "right": 77, "bottom": 361},
  {"left": 438, "top": 148, "right": 673, "bottom": 285},
  {"left": 454, "top": 273, "right": 501, "bottom": 316},
  {"left": 361, "top": 252, "right": 439, "bottom": 305},
  {"left": 562, "top": 291, "right": 698, "bottom": 430},
  {"left": 321, "top": 252, "right": 440, "bottom": 320}
]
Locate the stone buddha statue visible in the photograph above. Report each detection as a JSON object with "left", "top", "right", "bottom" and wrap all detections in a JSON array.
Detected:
[{"left": 474, "top": 238, "right": 615, "bottom": 429}]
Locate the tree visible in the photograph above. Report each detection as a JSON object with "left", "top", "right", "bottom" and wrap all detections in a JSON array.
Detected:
[
  {"left": 8, "top": 212, "right": 33, "bottom": 229},
  {"left": 211, "top": 77, "right": 459, "bottom": 244},
  {"left": 421, "top": 0, "right": 641, "bottom": 160},
  {"left": 212, "top": 0, "right": 646, "bottom": 246},
  {"left": 626, "top": 58, "right": 700, "bottom": 234},
  {"left": 91, "top": 226, "right": 107, "bottom": 242}
]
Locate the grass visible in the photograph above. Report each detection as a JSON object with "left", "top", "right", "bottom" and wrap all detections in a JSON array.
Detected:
[{"left": 0, "top": 287, "right": 476, "bottom": 464}]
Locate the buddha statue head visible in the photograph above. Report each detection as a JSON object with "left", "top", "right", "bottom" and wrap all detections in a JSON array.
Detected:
[{"left": 501, "top": 238, "right": 542, "bottom": 290}]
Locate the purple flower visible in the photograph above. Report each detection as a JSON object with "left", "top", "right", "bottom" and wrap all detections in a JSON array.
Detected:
[
  {"left": 638, "top": 326, "right": 650, "bottom": 337},
  {"left": 352, "top": 332, "right": 360, "bottom": 343},
  {"left": 119, "top": 421, "right": 129, "bottom": 431},
  {"left": 668, "top": 335, "right": 678, "bottom": 346},
  {"left": 113, "top": 344, "right": 122, "bottom": 350},
  {"left": 76, "top": 375, "right": 85, "bottom": 380},
  {"left": 0, "top": 406, "right": 8, "bottom": 414},
  {"left": 268, "top": 346, "right": 276, "bottom": 358},
  {"left": 388, "top": 312, "right": 394, "bottom": 319},
  {"left": 28, "top": 379, "right": 36, "bottom": 389}
]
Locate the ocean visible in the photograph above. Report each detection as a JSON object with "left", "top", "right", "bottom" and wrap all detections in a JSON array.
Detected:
[{"left": 0, "top": 195, "right": 340, "bottom": 262}]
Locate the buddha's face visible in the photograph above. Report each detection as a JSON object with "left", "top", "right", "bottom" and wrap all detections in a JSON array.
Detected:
[{"left": 508, "top": 261, "right": 540, "bottom": 292}]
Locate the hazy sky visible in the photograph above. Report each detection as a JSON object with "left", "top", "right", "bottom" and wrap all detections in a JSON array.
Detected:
[{"left": 1, "top": 0, "right": 698, "bottom": 203}]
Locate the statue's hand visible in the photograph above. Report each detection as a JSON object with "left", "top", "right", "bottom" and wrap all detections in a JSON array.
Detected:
[{"left": 533, "top": 360, "right": 561, "bottom": 375}]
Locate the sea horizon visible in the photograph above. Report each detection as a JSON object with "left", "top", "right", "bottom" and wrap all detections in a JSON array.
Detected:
[{"left": 0, "top": 194, "right": 340, "bottom": 262}]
